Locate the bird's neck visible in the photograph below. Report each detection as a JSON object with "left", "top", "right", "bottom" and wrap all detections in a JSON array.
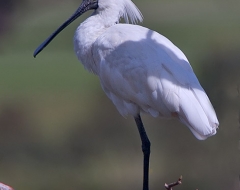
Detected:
[{"left": 74, "top": 13, "right": 117, "bottom": 74}]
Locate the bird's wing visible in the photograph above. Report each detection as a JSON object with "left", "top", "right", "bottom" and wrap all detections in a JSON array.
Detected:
[
  {"left": 92, "top": 24, "right": 218, "bottom": 139},
  {"left": 92, "top": 24, "right": 194, "bottom": 109}
]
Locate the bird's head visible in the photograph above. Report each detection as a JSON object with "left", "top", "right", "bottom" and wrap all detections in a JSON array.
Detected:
[{"left": 33, "top": 0, "right": 142, "bottom": 57}]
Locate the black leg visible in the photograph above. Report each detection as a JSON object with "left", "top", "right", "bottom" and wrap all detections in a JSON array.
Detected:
[{"left": 134, "top": 114, "right": 151, "bottom": 190}]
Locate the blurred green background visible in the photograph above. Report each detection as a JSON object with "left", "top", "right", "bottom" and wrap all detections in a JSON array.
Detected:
[{"left": 0, "top": 0, "right": 239, "bottom": 189}]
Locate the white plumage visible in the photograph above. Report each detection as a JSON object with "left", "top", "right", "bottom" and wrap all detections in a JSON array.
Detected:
[
  {"left": 34, "top": 0, "right": 219, "bottom": 189},
  {"left": 73, "top": 0, "right": 219, "bottom": 140}
]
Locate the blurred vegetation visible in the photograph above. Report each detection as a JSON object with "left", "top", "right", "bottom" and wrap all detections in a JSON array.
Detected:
[{"left": 0, "top": 0, "right": 239, "bottom": 189}]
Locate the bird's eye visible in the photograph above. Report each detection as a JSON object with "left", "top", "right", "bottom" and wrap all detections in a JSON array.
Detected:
[{"left": 91, "top": 0, "right": 98, "bottom": 9}]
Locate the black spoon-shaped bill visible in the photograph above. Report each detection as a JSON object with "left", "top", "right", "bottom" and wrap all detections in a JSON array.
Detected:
[{"left": 33, "top": 0, "right": 98, "bottom": 57}]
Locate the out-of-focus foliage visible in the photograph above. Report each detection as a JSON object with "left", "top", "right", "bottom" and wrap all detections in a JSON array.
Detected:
[{"left": 0, "top": 0, "right": 239, "bottom": 190}]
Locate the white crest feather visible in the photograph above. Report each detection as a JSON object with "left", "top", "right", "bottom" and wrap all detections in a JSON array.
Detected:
[{"left": 121, "top": 0, "right": 143, "bottom": 24}]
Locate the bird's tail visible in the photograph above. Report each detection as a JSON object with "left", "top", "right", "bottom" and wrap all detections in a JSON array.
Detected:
[{"left": 178, "top": 87, "right": 219, "bottom": 140}]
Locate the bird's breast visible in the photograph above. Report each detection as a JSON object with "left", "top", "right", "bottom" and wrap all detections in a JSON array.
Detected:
[{"left": 74, "top": 17, "right": 111, "bottom": 74}]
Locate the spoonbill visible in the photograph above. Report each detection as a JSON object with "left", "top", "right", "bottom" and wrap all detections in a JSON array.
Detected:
[{"left": 34, "top": 0, "right": 219, "bottom": 189}]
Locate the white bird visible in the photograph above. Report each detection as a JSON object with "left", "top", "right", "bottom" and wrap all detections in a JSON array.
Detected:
[{"left": 34, "top": 0, "right": 219, "bottom": 189}]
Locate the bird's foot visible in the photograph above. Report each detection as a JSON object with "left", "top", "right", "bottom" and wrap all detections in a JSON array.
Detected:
[{"left": 164, "top": 175, "right": 182, "bottom": 190}]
